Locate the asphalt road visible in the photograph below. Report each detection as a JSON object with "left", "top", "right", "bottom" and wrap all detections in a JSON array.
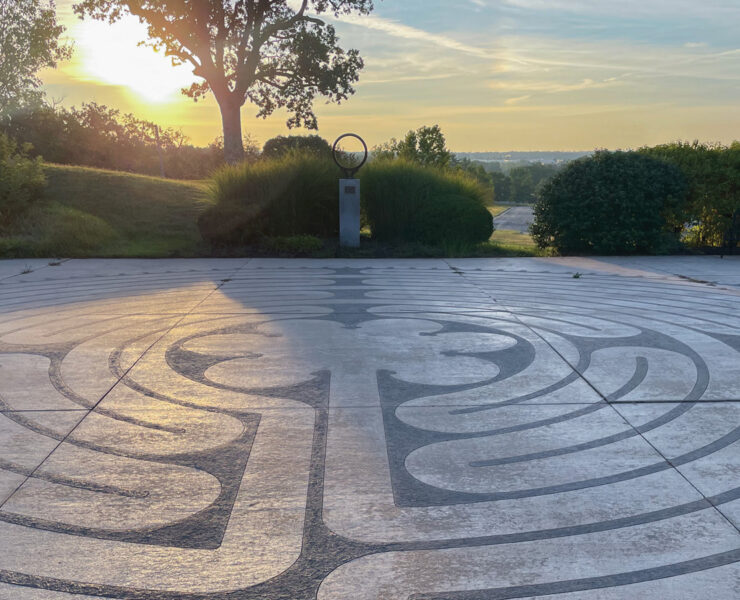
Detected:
[{"left": 494, "top": 205, "right": 534, "bottom": 232}]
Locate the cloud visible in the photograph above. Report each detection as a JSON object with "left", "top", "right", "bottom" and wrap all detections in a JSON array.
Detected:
[
  {"left": 504, "top": 95, "right": 531, "bottom": 105},
  {"left": 360, "top": 73, "right": 456, "bottom": 85},
  {"left": 496, "top": 35, "right": 740, "bottom": 82},
  {"left": 491, "top": 77, "right": 622, "bottom": 94},
  {"left": 331, "top": 7, "right": 740, "bottom": 86},
  {"left": 332, "top": 13, "right": 495, "bottom": 60},
  {"left": 501, "top": 0, "right": 740, "bottom": 19},
  {"left": 48, "top": 0, "right": 740, "bottom": 150}
]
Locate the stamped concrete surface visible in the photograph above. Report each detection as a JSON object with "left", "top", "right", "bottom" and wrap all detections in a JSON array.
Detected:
[{"left": 0, "top": 256, "right": 738, "bottom": 599}]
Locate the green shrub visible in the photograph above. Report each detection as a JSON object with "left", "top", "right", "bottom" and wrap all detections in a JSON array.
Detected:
[
  {"left": 36, "top": 205, "right": 117, "bottom": 256},
  {"left": 508, "top": 163, "right": 560, "bottom": 204},
  {"left": 531, "top": 151, "right": 688, "bottom": 254},
  {"left": 640, "top": 141, "right": 740, "bottom": 249},
  {"left": 200, "top": 153, "right": 338, "bottom": 246},
  {"left": 0, "top": 133, "right": 46, "bottom": 227},
  {"left": 264, "top": 235, "right": 324, "bottom": 255},
  {"left": 1, "top": 203, "right": 116, "bottom": 257},
  {"left": 361, "top": 159, "right": 493, "bottom": 245},
  {"left": 262, "top": 135, "right": 332, "bottom": 159},
  {"left": 3, "top": 103, "right": 230, "bottom": 180}
]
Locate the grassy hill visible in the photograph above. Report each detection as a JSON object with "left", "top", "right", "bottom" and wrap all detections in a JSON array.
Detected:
[
  {"left": 0, "top": 164, "right": 212, "bottom": 258},
  {"left": 0, "top": 163, "right": 539, "bottom": 258}
]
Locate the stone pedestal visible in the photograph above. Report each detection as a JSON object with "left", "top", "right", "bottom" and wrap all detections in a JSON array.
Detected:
[{"left": 339, "top": 179, "right": 361, "bottom": 248}]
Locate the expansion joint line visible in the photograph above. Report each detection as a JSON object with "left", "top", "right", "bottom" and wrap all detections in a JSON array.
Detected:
[
  {"left": 0, "top": 259, "right": 71, "bottom": 284},
  {"left": 0, "top": 258, "right": 252, "bottom": 512},
  {"left": 443, "top": 261, "right": 740, "bottom": 536}
]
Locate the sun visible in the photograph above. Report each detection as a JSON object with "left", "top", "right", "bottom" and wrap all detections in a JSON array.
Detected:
[{"left": 74, "top": 16, "right": 196, "bottom": 103}]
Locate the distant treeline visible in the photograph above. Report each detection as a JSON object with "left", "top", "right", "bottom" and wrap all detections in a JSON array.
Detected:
[
  {"left": 457, "top": 151, "right": 591, "bottom": 164},
  {"left": 1, "top": 102, "right": 232, "bottom": 180},
  {"left": 2, "top": 107, "right": 569, "bottom": 198},
  {"left": 452, "top": 158, "right": 561, "bottom": 204},
  {"left": 489, "top": 163, "right": 560, "bottom": 204}
]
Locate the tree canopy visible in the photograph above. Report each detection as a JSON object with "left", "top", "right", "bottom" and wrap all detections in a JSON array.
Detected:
[
  {"left": 74, "top": 0, "right": 374, "bottom": 163},
  {"left": 640, "top": 141, "right": 740, "bottom": 249},
  {"left": 0, "top": 132, "right": 46, "bottom": 227},
  {"left": 262, "top": 134, "right": 331, "bottom": 158},
  {"left": 508, "top": 163, "right": 560, "bottom": 204},
  {"left": 0, "top": 0, "right": 72, "bottom": 118},
  {"left": 2, "top": 101, "right": 242, "bottom": 178},
  {"left": 374, "top": 125, "right": 452, "bottom": 168}
]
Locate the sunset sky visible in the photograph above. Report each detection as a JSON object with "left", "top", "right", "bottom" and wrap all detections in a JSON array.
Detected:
[{"left": 42, "top": 0, "right": 740, "bottom": 151}]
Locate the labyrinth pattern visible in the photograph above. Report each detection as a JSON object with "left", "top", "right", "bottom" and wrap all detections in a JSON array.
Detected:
[{"left": 0, "top": 260, "right": 738, "bottom": 599}]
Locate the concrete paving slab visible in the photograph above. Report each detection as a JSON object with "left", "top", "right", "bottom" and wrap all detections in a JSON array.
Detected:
[
  {"left": 0, "top": 260, "right": 55, "bottom": 282},
  {"left": 0, "top": 470, "right": 25, "bottom": 505},
  {"left": 0, "top": 258, "right": 737, "bottom": 599},
  {"left": 0, "top": 281, "right": 221, "bottom": 315},
  {"left": 318, "top": 509, "right": 739, "bottom": 599},
  {"left": 3, "top": 258, "right": 250, "bottom": 282},
  {"left": 0, "top": 583, "right": 103, "bottom": 599},
  {"left": 243, "top": 257, "right": 453, "bottom": 269},
  {"left": 618, "top": 402, "right": 740, "bottom": 526},
  {"left": 594, "top": 255, "right": 740, "bottom": 286},
  {"left": 516, "top": 561, "right": 740, "bottom": 599},
  {"left": 447, "top": 255, "right": 740, "bottom": 287}
]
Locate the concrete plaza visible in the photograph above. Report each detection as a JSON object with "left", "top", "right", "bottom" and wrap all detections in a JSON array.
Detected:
[{"left": 0, "top": 256, "right": 738, "bottom": 599}]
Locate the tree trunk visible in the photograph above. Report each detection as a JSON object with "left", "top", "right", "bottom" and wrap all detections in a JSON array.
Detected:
[
  {"left": 219, "top": 100, "right": 244, "bottom": 165},
  {"left": 154, "top": 125, "right": 166, "bottom": 178}
]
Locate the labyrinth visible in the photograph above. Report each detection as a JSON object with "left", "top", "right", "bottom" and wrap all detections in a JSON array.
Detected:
[{"left": 0, "top": 258, "right": 738, "bottom": 599}]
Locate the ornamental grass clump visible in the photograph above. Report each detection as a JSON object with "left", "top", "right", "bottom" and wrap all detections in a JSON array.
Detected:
[
  {"left": 361, "top": 159, "right": 493, "bottom": 245},
  {"left": 200, "top": 152, "right": 337, "bottom": 247}
]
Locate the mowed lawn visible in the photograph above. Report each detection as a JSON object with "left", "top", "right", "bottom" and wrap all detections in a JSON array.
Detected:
[
  {"left": 487, "top": 205, "right": 538, "bottom": 253},
  {"left": 0, "top": 164, "right": 212, "bottom": 258},
  {"left": 487, "top": 205, "right": 510, "bottom": 217},
  {"left": 490, "top": 228, "right": 537, "bottom": 251}
]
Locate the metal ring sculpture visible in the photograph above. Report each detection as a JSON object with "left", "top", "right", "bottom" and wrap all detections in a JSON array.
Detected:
[{"left": 332, "top": 133, "right": 368, "bottom": 178}]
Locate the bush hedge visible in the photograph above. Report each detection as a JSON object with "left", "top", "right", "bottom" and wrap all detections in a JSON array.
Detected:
[
  {"left": 199, "top": 153, "right": 337, "bottom": 246},
  {"left": 262, "top": 135, "right": 332, "bottom": 159},
  {"left": 0, "top": 133, "right": 46, "bottom": 227},
  {"left": 361, "top": 160, "right": 493, "bottom": 245},
  {"left": 531, "top": 151, "right": 688, "bottom": 254},
  {"left": 264, "top": 235, "right": 324, "bottom": 256},
  {"left": 639, "top": 141, "right": 740, "bottom": 249}
]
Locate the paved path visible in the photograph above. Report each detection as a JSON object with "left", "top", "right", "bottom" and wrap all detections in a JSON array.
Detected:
[
  {"left": 0, "top": 257, "right": 738, "bottom": 599},
  {"left": 494, "top": 205, "right": 534, "bottom": 233}
]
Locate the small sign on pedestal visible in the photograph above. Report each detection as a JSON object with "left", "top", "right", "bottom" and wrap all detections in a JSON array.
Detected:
[
  {"left": 339, "top": 179, "right": 361, "bottom": 248},
  {"left": 333, "top": 134, "right": 368, "bottom": 248}
]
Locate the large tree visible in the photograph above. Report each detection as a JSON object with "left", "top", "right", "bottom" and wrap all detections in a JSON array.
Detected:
[
  {"left": 0, "top": 0, "right": 72, "bottom": 118},
  {"left": 74, "top": 1, "right": 373, "bottom": 164},
  {"left": 374, "top": 125, "right": 452, "bottom": 168}
]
